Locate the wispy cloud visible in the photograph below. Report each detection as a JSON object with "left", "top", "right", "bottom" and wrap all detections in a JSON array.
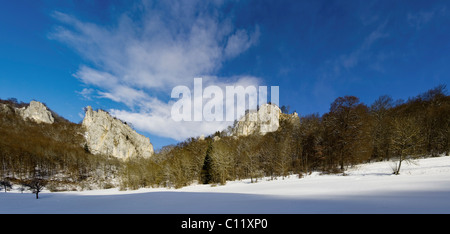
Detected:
[
  {"left": 49, "top": 0, "right": 261, "bottom": 141},
  {"left": 333, "top": 21, "right": 389, "bottom": 74},
  {"left": 407, "top": 6, "right": 448, "bottom": 30},
  {"left": 312, "top": 17, "right": 391, "bottom": 104},
  {"left": 76, "top": 88, "right": 94, "bottom": 100}
]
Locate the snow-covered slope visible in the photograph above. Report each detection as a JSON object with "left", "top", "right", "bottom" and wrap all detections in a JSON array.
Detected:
[{"left": 1, "top": 156, "right": 450, "bottom": 213}]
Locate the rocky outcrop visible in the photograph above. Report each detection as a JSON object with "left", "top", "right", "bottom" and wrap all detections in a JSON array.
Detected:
[
  {"left": 233, "top": 103, "right": 280, "bottom": 136},
  {"left": 2, "top": 101, "right": 55, "bottom": 124},
  {"left": 0, "top": 103, "right": 14, "bottom": 115},
  {"left": 82, "top": 106, "right": 154, "bottom": 160},
  {"left": 281, "top": 111, "right": 300, "bottom": 127},
  {"left": 233, "top": 103, "right": 299, "bottom": 137},
  {"left": 17, "top": 101, "right": 55, "bottom": 124}
]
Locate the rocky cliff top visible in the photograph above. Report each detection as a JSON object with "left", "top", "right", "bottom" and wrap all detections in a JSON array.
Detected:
[
  {"left": 20, "top": 101, "right": 55, "bottom": 124},
  {"left": 1, "top": 99, "right": 154, "bottom": 160},
  {"left": 233, "top": 103, "right": 299, "bottom": 137},
  {"left": 82, "top": 106, "right": 154, "bottom": 160},
  {"left": 0, "top": 100, "right": 55, "bottom": 124}
]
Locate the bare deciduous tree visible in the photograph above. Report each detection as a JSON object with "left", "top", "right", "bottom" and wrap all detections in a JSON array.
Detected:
[
  {"left": 0, "top": 178, "right": 12, "bottom": 193},
  {"left": 390, "top": 116, "right": 424, "bottom": 175},
  {"left": 26, "top": 178, "right": 48, "bottom": 199}
]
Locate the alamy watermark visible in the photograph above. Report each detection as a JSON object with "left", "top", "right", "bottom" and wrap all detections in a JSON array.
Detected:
[{"left": 171, "top": 78, "right": 279, "bottom": 122}]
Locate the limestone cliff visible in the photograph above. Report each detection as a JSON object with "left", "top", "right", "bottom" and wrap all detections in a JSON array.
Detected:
[
  {"left": 1, "top": 101, "right": 55, "bottom": 124},
  {"left": 233, "top": 103, "right": 299, "bottom": 136},
  {"left": 18, "top": 101, "right": 55, "bottom": 124},
  {"left": 82, "top": 106, "right": 154, "bottom": 160}
]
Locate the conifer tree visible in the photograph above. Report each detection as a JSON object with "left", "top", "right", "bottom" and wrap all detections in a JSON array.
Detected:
[{"left": 200, "top": 141, "right": 213, "bottom": 184}]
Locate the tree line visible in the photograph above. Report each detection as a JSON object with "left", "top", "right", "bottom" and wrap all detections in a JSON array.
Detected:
[
  {"left": 1, "top": 85, "right": 449, "bottom": 192},
  {"left": 120, "top": 85, "right": 449, "bottom": 189}
]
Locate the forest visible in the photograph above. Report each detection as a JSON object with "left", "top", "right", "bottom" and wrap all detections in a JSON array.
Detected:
[
  {"left": 0, "top": 99, "right": 121, "bottom": 191},
  {"left": 1, "top": 85, "right": 449, "bottom": 192}
]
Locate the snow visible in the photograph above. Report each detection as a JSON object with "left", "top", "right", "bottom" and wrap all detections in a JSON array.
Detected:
[{"left": 1, "top": 156, "right": 450, "bottom": 213}]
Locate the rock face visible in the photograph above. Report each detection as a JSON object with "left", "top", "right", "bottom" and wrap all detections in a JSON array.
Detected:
[
  {"left": 15, "top": 101, "right": 55, "bottom": 124},
  {"left": 234, "top": 103, "right": 281, "bottom": 136},
  {"left": 82, "top": 106, "right": 154, "bottom": 160},
  {"left": 233, "top": 103, "right": 300, "bottom": 137},
  {"left": 0, "top": 103, "right": 14, "bottom": 115}
]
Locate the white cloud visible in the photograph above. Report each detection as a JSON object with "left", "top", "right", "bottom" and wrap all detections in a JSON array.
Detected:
[
  {"left": 109, "top": 75, "right": 263, "bottom": 141},
  {"left": 76, "top": 88, "right": 94, "bottom": 100},
  {"left": 407, "top": 6, "right": 447, "bottom": 30},
  {"left": 50, "top": 0, "right": 262, "bottom": 141},
  {"left": 110, "top": 109, "right": 231, "bottom": 141},
  {"left": 225, "top": 27, "right": 260, "bottom": 58}
]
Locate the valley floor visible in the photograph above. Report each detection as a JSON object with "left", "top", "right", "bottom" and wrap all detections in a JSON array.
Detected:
[{"left": 1, "top": 156, "right": 450, "bottom": 214}]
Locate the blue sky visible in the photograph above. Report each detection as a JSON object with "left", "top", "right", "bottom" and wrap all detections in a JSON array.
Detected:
[{"left": 1, "top": 0, "right": 449, "bottom": 150}]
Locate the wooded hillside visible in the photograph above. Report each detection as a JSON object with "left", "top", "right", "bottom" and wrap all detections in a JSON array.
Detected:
[
  {"left": 1, "top": 85, "right": 449, "bottom": 191},
  {"left": 120, "top": 85, "right": 449, "bottom": 189}
]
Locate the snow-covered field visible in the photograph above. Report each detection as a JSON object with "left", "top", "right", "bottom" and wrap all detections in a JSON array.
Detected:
[{"left": 1, "top": 156, "right": 450, "bottom": 214}]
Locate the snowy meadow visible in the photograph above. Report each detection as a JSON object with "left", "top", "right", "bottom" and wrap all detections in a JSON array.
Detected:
[{"left": 1, "top": 156, "right": 449, "bottom": 214}]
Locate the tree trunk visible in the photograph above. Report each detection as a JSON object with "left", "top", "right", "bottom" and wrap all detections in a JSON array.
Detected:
[{"left": 395, "top": 154, "right": 403, "bottom": 175}]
